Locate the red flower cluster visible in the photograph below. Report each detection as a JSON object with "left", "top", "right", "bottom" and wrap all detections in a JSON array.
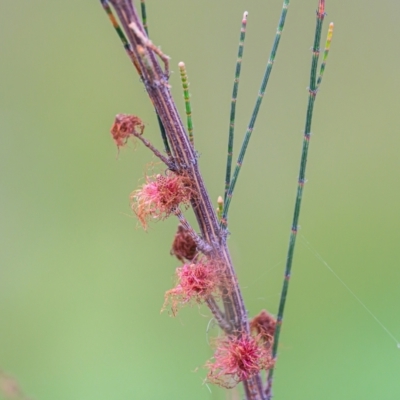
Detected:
[
  {"left": 206, "top": 333, "right": 273, "bottom": 388},
  {"left": 130, "top": 173, "right": 192, "bottom": 229},
  {"left": 163, "top": 261, "right": 220, "bottom": 315}
]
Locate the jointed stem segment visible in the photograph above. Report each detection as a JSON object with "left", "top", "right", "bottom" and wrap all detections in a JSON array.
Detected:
[
  {"left": 224, "top": 11, "right": 248, "bottom": 202},
  {"left": 266, "top": 2, "right": 330, "bottom": 398},
  {"left": 221, "top": 0, "right": 290, "bottom": 229},
  {"left": 178, "top": 62, "right": 195, "bottom": 147}
]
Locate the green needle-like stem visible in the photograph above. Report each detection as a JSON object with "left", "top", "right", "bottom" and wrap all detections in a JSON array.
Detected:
[
  {"left": 266, "top": 2, "right": 328, "bottom": 398},
  {"left": 221, "top": 0, "right": 290, "bottom": 229},
  {"left": 178, "top": 62, "right": 195, "bottom": 147},
  {"left": 224, "top": 11, "right": 248, "bottom": 202},
  {"left": 140, "top": 0, "right": 148, "bottom": 35}
]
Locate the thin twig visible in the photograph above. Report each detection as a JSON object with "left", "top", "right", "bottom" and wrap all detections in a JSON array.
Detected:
[{"left": 132, "top": 130, "right": 175, "bottom": 169}]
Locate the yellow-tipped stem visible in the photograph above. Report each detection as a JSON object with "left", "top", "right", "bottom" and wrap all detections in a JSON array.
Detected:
[
  {"left": 217, "top": 196, "right": 224, "bottom": 221},
  {"left": 178, "top": 62, "right": 194, "bottom": 147},
  {"left": 316, "top": 22, "right": 334, "bottom": 88}
]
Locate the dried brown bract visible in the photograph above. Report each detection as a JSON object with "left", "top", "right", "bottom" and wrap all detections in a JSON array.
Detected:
[{"left": 170, "top": 224, "right": 197, "bottom": 262}]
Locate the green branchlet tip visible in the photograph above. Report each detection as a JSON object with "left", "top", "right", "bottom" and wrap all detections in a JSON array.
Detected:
[
  {"left": 223, "top": 11, "right": 249, "bottom": 205},
  {"left": 178, "top": 62, "right": 194, "bottom": 146},
  {"left": 216, "top": 196, "right": 224, "bottom": 221}
]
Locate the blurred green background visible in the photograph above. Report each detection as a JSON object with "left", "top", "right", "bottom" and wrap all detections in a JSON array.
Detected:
[{"left": 1, "top": 1, "right": 399, "bottom": 399}]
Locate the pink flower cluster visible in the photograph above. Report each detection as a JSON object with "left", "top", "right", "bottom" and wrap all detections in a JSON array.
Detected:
[
  {"left": 206, "top": 333, "right": 273, "bottom": 388},
  {"left": 163, "top": 261, "right": 220, "bottom": 315},
  {"left": 130, "top": 173, "right": 192, "bottom": 229}
]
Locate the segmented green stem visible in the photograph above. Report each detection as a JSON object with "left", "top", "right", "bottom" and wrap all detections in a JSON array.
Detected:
[
  {"left": 266, "top": 2, "right": 327, "bottom": 398},
  {"left": 221, "top": 0, "right": 290, "bottom": 229},
  {"left": 224, "top": 11, "right": 248, "bottom": 202},
  {"left": 178, "top": 62, "right": 194, "bottom": 146},
  {"left": 317, "top": 22, "right": 334, "bottom": 88}
]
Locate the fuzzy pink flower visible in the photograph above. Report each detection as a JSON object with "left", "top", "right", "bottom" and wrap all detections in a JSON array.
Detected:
[
  {"left": 206, "top": 334, "right": 273, "bottom": 388},
  {"left": 130, "top": 172, "right": 192, "bottom": 229},
  {"left": 163, "top": 261, "right": 220, "bottom": 315}
]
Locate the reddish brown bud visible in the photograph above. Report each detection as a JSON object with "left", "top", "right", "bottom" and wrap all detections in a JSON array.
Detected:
[
  {"left": 250, "top": 310, "right": 276, "bottom": 346},
  {"left": 170, "top": 224, "right": 197, "bottom": 262}
]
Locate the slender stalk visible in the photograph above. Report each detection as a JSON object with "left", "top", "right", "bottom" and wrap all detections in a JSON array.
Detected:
[
  {"left": 132, "top": 127, "right": 173, "bottom": 168},
  {"left": 266, "top": 2, "right": 327, "bottom": 398},
  {"left": 224, "top": 11, "right": 248, "bottom": 202},
  {"left": 221, "top": 0, "right": 290, "bottom": 229},
  {"left": 178, "top": 62, "right": 195, "bottom": 146}
]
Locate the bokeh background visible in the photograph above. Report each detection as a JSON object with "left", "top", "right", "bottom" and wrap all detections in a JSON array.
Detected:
[{"left": 1, "top": 1, "right": 399, "bottom": 399}]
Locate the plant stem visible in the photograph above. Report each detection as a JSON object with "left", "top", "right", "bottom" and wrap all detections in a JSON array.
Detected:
[
  {"left": 224, "top": 11, "right": 248, "bottom": 202},
  {"left": 266, "top": 2, "right": 327, "bottom": 398},
  {"left": 101, "top": 2, "right": 262, "bottom": 398},
  {"left": 178, "top": 62, "right": 195, "bottom": 147},
  {"left": 221, "top": 0, "right": 290, "bottom": 229}
]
